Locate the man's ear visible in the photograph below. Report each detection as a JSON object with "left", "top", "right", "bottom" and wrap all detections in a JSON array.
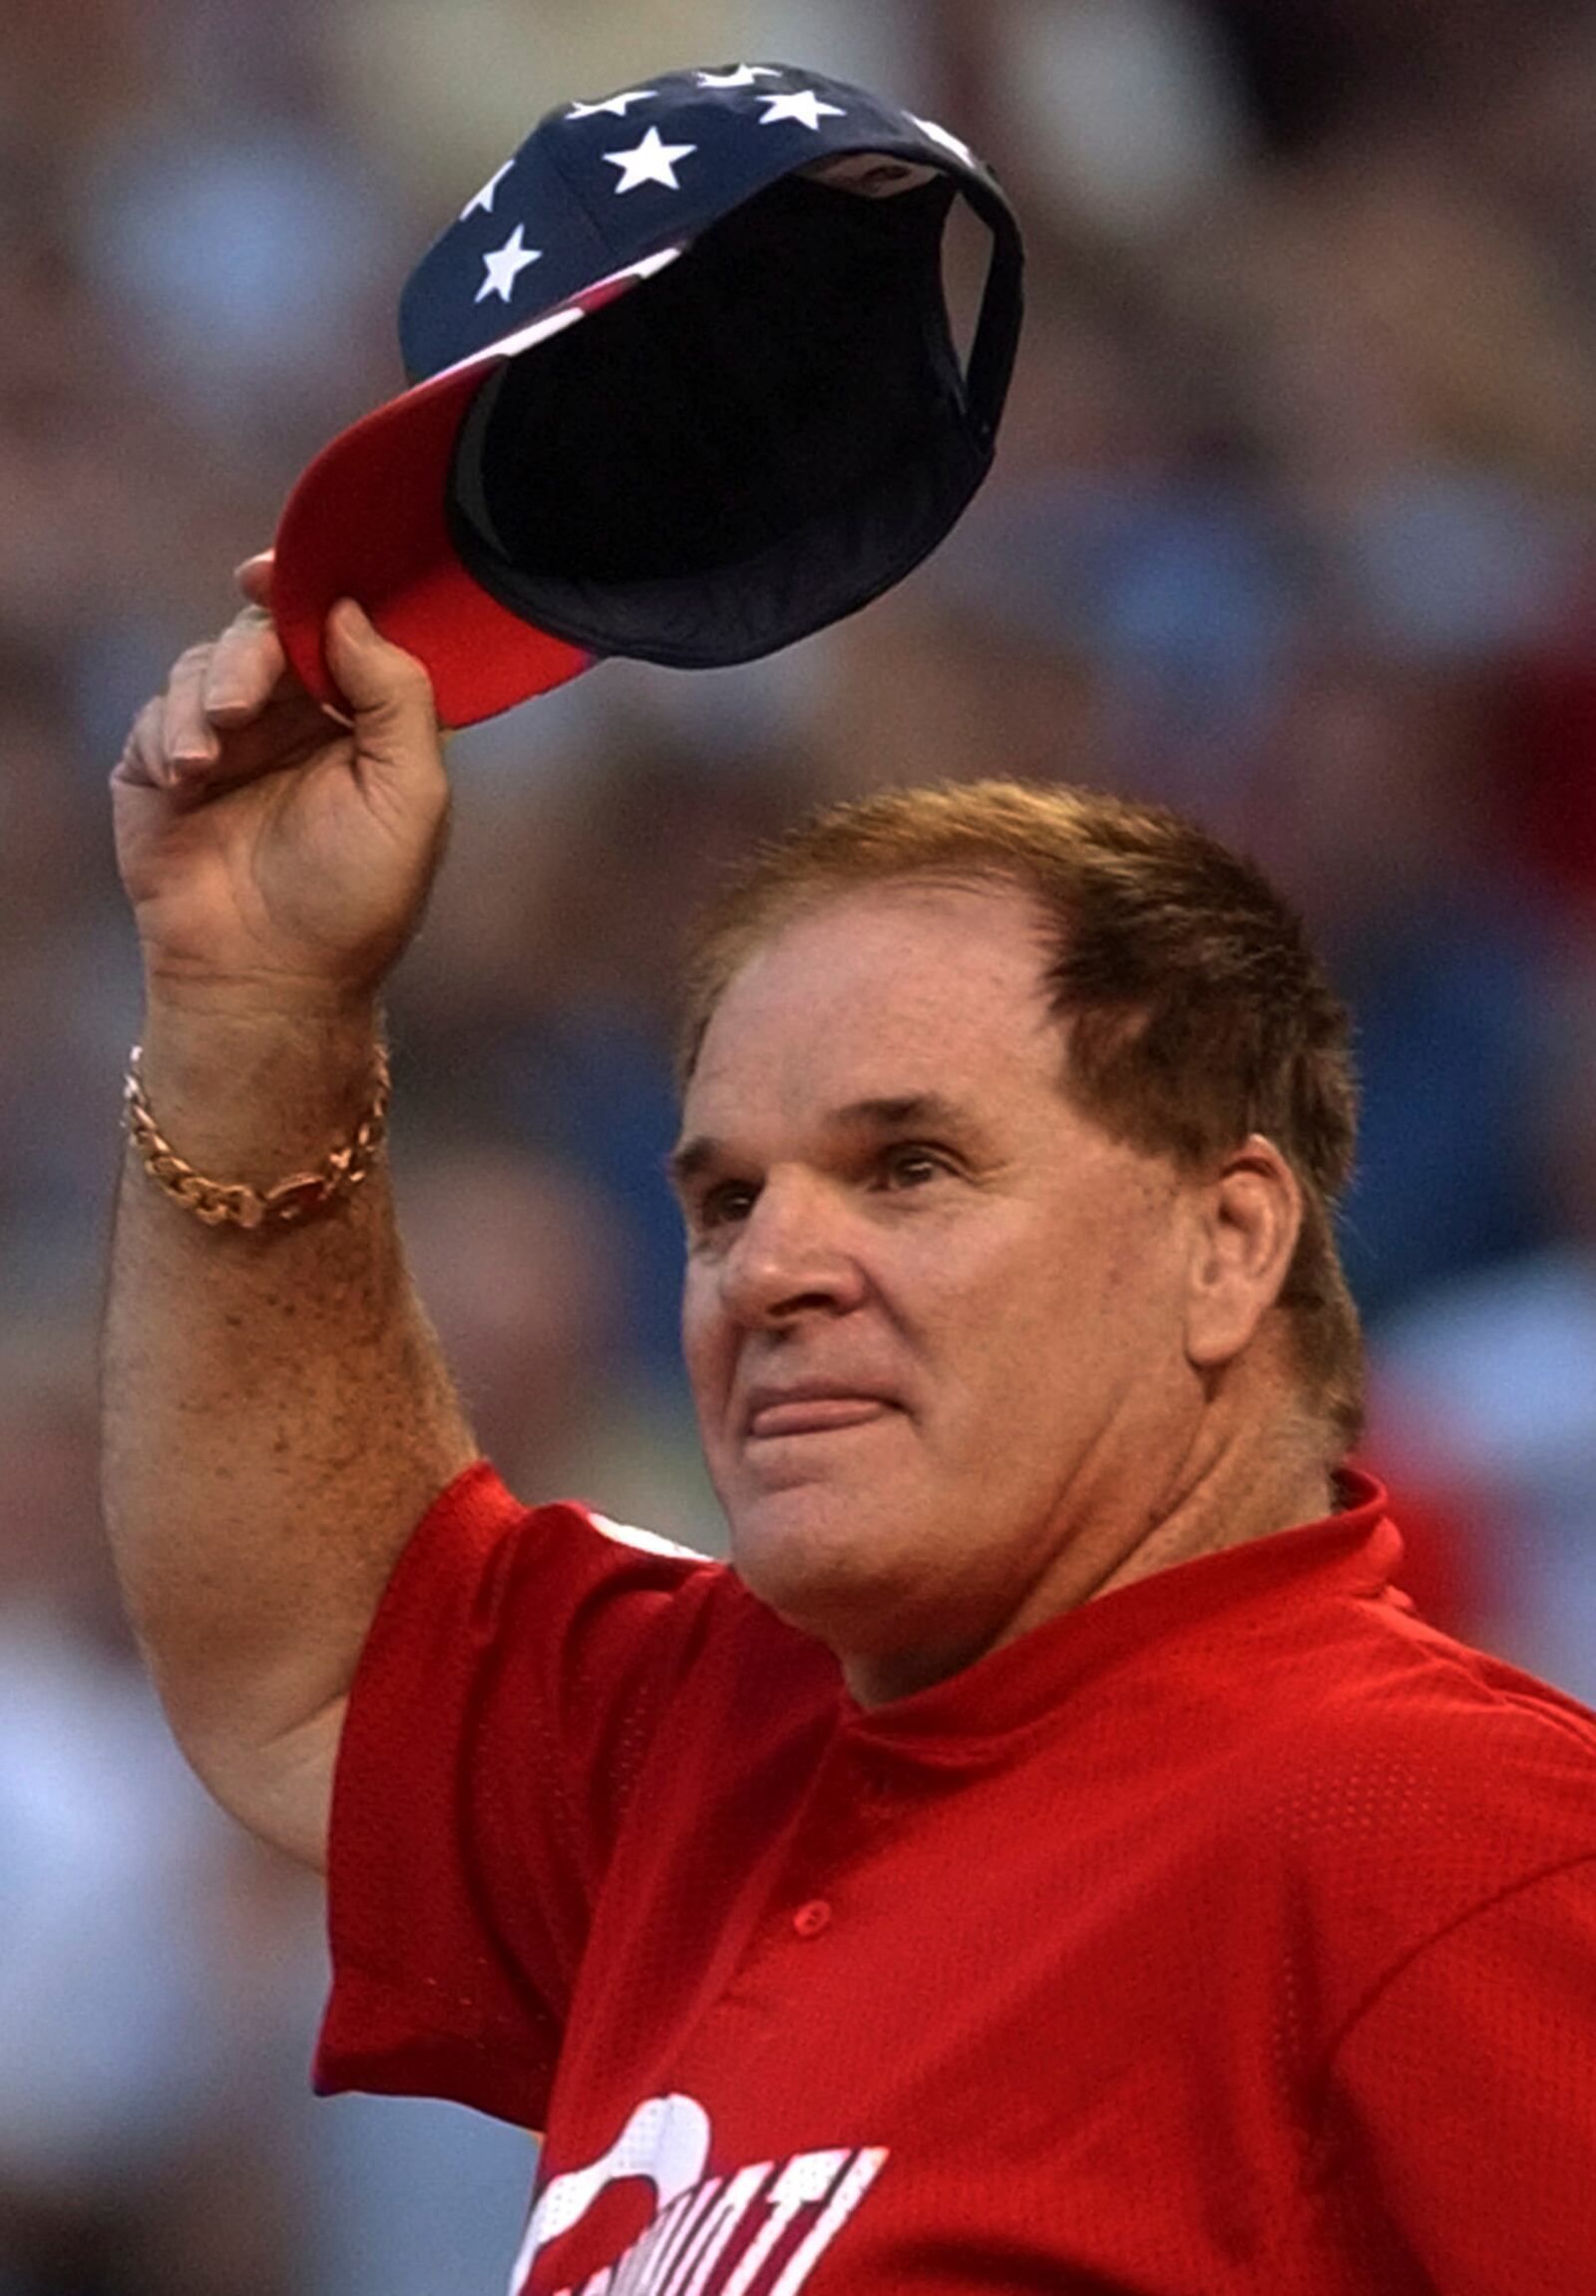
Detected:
[{"left": 1183, "top": 1135, "right": 1304, "bottom": 1372}]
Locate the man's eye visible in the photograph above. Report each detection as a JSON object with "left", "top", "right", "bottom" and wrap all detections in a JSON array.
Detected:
[
  {"left": 878, "top": 1144, "right": 950, "bottom": 1189},
  {"left": 697, "top": 1181, "right": 758, "bottom": 1228}
]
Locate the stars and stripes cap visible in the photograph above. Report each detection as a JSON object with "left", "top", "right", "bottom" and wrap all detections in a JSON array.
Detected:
[{"left": 272, "top": 62, "right": 1024, "bottom": 726}]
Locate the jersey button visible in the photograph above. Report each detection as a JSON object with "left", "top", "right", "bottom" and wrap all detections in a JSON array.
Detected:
[{"left": 793, "top": 1898, "right": 832, "bottom": 1938}]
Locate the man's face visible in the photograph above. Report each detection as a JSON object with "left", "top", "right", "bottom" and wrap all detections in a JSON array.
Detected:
[{"left": 674, "top": 879, "right": 1206, "bottom": 1695}]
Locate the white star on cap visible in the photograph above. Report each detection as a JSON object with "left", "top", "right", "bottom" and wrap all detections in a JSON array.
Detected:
[
  {"left": 567, "top": 89, "right": 657, "bottom": 120},
  {"left": 758, "top": 90, "right": 847, "bottom": 132},
  {"left": 696, "top": 64, "right": 783, "bottom": 89},
  {"left": 908, "top": 113, "right": 978, "bottom": 169},
  {"left": 603, "top": 126, "right": 697, "bottom": 193},
  {"left": 475, "top": 223, "right": 543, "bottom": 304},
  {"left": 460, "top": 160, "right": 514, "bottom": 220}
]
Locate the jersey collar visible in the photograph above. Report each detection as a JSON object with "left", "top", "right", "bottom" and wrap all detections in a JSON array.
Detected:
[{"left": 837, "top": 1469, "right": 1399, "bottom": 1751}]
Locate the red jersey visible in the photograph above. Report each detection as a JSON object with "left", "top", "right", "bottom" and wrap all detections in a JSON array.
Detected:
[{"left": 316, "top": 1465, "right": 1596, "bottom": 2294}]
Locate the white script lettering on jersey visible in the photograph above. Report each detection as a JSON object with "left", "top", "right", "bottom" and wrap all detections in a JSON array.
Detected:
[{"left": 507, "top": 2092, "right": 889, "bottom": 2295}]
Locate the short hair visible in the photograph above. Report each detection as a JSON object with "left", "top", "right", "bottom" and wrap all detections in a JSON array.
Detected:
[{"left": 678, "top": 779, "right": 1364, "bottom": 1452}]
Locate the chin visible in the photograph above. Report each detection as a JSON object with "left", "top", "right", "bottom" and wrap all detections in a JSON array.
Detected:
[{"left": 723, "top": 1480, "right": 928, "bottom": 1649}]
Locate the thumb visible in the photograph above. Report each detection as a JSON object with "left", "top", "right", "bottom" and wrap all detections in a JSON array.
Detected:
[
  {"left": 233, "top": 551, "right": 275, "bottom": 608},
  {"left": 323, "top": 599, "right": 441, "bottom": 756}
]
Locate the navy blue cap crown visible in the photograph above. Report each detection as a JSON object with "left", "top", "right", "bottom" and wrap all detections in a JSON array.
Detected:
[
  {"left": 390, "top": 60, "right": 1023, "bottom": 675},
  {"left": 401, "top": 62, "right": 1006, "bottom": 383}
]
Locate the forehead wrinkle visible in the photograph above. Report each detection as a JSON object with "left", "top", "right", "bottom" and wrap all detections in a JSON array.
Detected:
[
  {"left": 827, "top": 1091, "right": 988, "bottom": 1141},
  {"left": 667, "top": 1090, "right": 985, "bottom": 1198}
]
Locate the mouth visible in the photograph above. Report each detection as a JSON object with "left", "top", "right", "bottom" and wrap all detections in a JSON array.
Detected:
[{"left": 743, "top": 1390, "right": 900, "bottom": 1441}]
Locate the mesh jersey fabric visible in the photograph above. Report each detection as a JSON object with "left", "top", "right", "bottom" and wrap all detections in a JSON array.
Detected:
[{"left": 316, "top": 1463, "right": 1596, "bottom": 2295}]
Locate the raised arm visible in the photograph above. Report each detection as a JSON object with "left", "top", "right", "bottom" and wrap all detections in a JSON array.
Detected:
[{"left": 102, "top": 561, "right": 478, "bottom": 1870}]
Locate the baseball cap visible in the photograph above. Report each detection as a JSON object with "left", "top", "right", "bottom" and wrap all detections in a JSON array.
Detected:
[{"left": 271, "top": 62, "right": 1024, "bottom": 726}]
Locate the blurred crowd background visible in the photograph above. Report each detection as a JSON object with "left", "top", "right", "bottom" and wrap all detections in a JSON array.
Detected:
[{"left": 4, "top": 0, "right": 1596, "bottom": 2287}]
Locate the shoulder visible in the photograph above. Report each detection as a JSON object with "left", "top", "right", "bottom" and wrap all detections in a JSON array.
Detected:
[
  {"left": 522, "top": 1493, "right": 842, "bottom": 1722},
  {"left": 1262, "top": 1590, "right": 1596, "bottom": 1832},
  {"left": 1241, "top": 1600, "right": 1596, "bottom": 1982}
]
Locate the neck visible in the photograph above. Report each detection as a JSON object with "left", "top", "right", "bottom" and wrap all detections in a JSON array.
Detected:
[
  {"left": 842, "top": 1398, "right": 1337, "bottom": 1709},
  {"left": 1084, "top": 1416, "right": 1336, "bottom": 1608}
]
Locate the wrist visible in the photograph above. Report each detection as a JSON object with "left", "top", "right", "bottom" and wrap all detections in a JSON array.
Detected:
[
  {"left": 134, "top": 1000, "right": 388, "bottom": 1186},
  {"left": 126, "top": 1040, "right": 390, "bottom": 1232},
  {"left": 139, "top": 956, "right": 384, "bottom": 1028}
]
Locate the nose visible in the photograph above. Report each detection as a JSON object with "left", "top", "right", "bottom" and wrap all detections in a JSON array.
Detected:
[{"left": 716, "top": 1168, "right": 867, "bottom": 1329}]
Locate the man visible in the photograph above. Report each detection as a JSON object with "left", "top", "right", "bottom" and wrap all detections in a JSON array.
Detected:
[{"left": 104, "top": 564, "right": 1596, "bottom": 2295}]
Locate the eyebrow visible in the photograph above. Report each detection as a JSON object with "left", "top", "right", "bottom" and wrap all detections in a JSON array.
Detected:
[{"left": 666, "top": 1093, "right": 977, "bottom": 1197}]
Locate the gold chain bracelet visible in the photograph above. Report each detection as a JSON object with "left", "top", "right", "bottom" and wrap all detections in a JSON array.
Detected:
[{"left": 123, "top": 1043, "right": 391, "bottom": 1230}]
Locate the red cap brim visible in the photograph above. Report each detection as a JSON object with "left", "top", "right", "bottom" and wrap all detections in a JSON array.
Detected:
[
  {"left": 272, "top": 363, "right": 595, "bottom": 728},
  {"left": 272, "top": 250, "right": 686, "bottom": 727}
]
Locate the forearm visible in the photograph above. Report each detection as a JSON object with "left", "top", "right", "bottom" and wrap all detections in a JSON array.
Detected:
[{"left": 101, "top": 998, "right": 478, "bottom": 1814}]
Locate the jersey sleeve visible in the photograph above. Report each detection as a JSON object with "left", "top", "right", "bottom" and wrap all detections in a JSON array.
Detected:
[
  {"left": 1319, "top": 1851, "right": 1596, "bottom": 2291},
  {"left": 313, "top": 1461, "right": 717, "bottom": 2130}
]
